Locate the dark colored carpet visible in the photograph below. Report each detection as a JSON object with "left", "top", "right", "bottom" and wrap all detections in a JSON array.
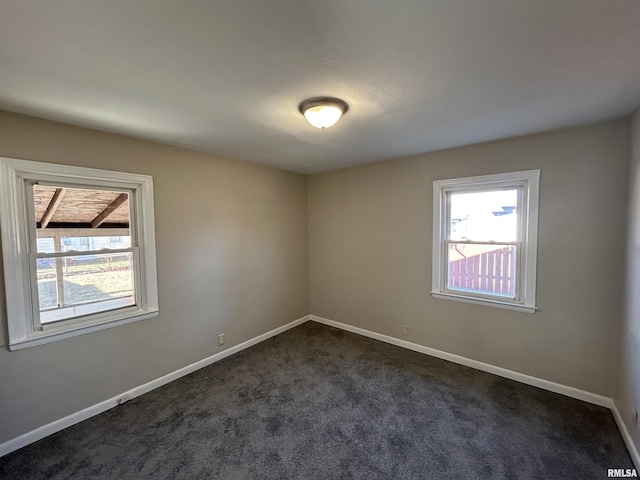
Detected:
[{"left": 0, "top": 321, "right": 633, "bottom": 479}]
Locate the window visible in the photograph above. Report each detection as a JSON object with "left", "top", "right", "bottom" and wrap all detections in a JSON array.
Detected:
[
  {"left": 0, "top": 157, "right": 159, "bottom": 349},
  {"left": 432, "top": 170, "right": 540, "bottom": 313}
]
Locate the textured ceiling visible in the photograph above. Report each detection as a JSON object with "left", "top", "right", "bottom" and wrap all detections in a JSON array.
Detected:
[{"left": 1, "top": 1, "right": 639, "bottom": 174}]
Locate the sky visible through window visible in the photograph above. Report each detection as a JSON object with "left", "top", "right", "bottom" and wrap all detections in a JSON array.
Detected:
[{"left": 449, "top": 189, "right": 518, "bottom": 242}]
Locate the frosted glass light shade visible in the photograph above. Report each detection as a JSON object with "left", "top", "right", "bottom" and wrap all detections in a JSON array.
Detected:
[
  {"left": 303, "top": 105, "right": 343, "bottom": 129},
  {"left": 299, "top": 98, "right": 348, "bottom": 129}
]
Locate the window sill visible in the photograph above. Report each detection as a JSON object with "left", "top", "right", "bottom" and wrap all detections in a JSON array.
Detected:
[
  {"left": 430, "top": 291, "right": 537, "bottom": 314},
  {"left": 8, "top": 308, "right": 159, "bottom": 351}
]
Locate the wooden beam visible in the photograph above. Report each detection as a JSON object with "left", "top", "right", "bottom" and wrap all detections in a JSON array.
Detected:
[
  {"left": 40, "top": 188, "right": 66, "bottom": 229},
  {"left": 37, "top": 227, "right": 131, "bottom": 239},
  {"left": 91, "top": 193, "right": 128, "bottom": 228}
]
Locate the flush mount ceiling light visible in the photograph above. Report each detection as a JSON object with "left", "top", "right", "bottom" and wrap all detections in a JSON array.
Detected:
[{"left": 299, "top": 97, "right": 349, "bottom": 129}]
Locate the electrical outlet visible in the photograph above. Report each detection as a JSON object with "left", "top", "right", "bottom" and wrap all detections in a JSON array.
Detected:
[
  {"left": 218, "top": 333, "right": 225, "bottom": 346},
  {"left": 401, "top": 325, "right": 409, "bottom": 336}
]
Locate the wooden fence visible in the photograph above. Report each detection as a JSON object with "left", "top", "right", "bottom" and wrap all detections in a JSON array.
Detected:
[{"left": 448, "top": 245, "right": 516, "bottom": 296}]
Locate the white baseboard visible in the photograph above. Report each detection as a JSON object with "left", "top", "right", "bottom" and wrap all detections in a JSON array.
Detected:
[
  {"left": 0, "top": 315, "right": 310, "bottom": 458},
  {"left": 311, "top": 315, "right": 640, "bottom": 468},
  {"left": 4, "top": 313, "right": 636, "bottom": 468},
  {"left": 309, "top": 315, "right": 612, "bottom": 408},
  {"left": 612, "top": 401, "right": 640, "bottom": 470}
]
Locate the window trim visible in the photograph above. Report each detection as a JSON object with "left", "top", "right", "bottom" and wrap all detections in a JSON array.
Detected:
[
  {"left": 0, "top": 157, "right": 159, "bottom": 350},
  {"left": 431, "top": 170, "right": 540, "bottom": 314}
]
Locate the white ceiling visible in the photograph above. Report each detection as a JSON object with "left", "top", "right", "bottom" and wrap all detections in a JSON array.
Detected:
[{"left": 1, "top": 1, "right": 639, "bottom": 174}]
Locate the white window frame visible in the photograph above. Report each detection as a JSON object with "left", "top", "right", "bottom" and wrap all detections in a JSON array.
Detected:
[
  {"left": 0, "top": 157, "right": 159, "bottom": 350},
  {"left": 431, "top": 170, "right": 540, "bottom": 314}
]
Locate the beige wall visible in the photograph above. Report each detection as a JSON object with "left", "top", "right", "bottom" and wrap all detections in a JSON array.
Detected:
[
  {"left": 0, "top": 111, "right": 309, "bottom": 443},
  {"left": 0, "top": 110, "right": 632, "bottom": 448},
  {"left": 309, "top": 119, "right": 627, "bottom": 396},
  {"left": 617, "top": 108, "right": 640, "bottom": 456}
]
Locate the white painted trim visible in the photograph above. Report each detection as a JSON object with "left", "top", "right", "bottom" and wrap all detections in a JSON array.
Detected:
[
  {"left": 0, "top": 157, "right": 159, "bottom": 349},
  {"left": 309, "top": 315, "right": 611, "bottom": 408},
  {"left": 0, "top": 315, "right": 310, "bottom": 458},
  {"left": 9, "top": 309, "right": 159, "bottom": 351},
  {"left": 3, "top": 313, "right": 634, "bottom": 466},
  {"left": 431, "top": 169, "right": 540, "bottom": 312},
  {"left": 430, "top": 292, "right": 537, "bottom": 314},
  {"left": 612, "top": 401, "right": 640, "bottom": 470},
  {"left": 312, "top": 315, "right": 640, "bottom": 465}
]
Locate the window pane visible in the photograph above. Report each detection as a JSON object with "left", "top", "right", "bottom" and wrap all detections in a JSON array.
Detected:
[
  {"left": 38, "top": 252, "right": 135, "bottom": 324},
  {"left": 448, "top": 243, "right": 516, "bottom": 297},
  {"left": 449, "top": 189, "right": 518, "bottom": 242},
  {"left": 33, "top": 185, "right": 131, "bottom": 253},
  {"left": 57, "top": 234, "right": 132, "bottom": 253},
  {"left": 36, "top": 258, "right": 58, "bottom": 309},
  {"left": 36, "top": 238, "right": 55, "bottom": 254}
]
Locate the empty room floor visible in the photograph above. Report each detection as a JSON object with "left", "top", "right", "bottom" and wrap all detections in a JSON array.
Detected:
[{"left": 0, "top": 322, "right": 633, "bottom": 479}]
